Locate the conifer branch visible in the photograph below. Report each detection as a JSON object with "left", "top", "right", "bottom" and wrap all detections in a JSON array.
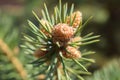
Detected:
[
  {"left": 0, "top": 39, "right": 27, "bottom": 80},
  {"left": 22, "top": 0, "right": 100, "bottom": 79}
]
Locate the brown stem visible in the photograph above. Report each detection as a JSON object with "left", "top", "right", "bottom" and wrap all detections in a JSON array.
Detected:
[{"left": 0, "top": 39, "right": 27, "bottom": 80}]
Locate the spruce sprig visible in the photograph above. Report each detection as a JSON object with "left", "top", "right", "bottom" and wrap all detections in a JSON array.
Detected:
[{"left": 22, "top": 0, "right": 100, "bottom": 80}]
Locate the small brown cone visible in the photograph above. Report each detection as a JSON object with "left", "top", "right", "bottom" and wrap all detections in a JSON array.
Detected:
[
  {"left": 62, "top": 46, "right": 81, "bottom": 59},
  {"left": 34, "top": 49, "right": 47, "bottom": 58},
  {"left": 69, "top": 36, "right": 82, "bottom": 48},
  {"left": 52, "top": 23, "right": 74, "bottom": 46},
  {"left": 66, "top": 11, "right": 82, "bottom": 28},
  {"left": 40, "top": 19, "right": 50, "bottom": 36},
  {"left": 37, "top": 74, "right": 45, "bottom": 80}
]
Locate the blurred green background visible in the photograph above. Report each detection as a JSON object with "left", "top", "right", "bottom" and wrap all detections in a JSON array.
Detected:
[{"left": 0, "top": 0, "right": 120, "bottom": 79}]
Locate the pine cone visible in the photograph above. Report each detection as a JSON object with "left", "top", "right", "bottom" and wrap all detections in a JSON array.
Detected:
[
  {"left": 40, "top": 19, "right": 50, "bottom": 36},
  {"left": 69, "top": 37, "right": 82, "bottom": 48},
  {"left": 52, "top": 23, "right": 74, "bottom": 45},
  {"left": 34, "top": 48, "right": 47, "bottom": 58},
  {"left": 37, "top": 74, "right": 45, "bottom": 80},
  {"left": 66, "top": 11, "right": 82, "bottom": 28},
  {"left": 62, "top": 46, "right": 81, "bottom": 59}
]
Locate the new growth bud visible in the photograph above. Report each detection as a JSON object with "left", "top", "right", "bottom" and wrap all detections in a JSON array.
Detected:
[
  {"left": 62, "top": 46, "right": 81, "bottom": 59},
  {"left": 67, "top": 11, "right": 82, "bottom": 28},
  {"left": 52, "top": 23, "right": 74, "bottom": 46},
  {"left": 34, "top": 49, "right": 47, "bottom": 58}
]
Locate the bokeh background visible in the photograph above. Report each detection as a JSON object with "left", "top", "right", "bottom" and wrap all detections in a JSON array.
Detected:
[{"left": 0, "top": 0, "right": 120, "bottom": 79}]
